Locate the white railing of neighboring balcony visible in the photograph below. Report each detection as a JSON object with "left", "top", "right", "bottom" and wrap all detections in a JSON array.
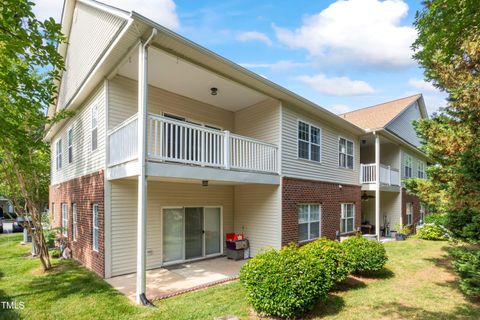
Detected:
[{"left": 360, "top": 163, "right": 400, "bottom": 186}]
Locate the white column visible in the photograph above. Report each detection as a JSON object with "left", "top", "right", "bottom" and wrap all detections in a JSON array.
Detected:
[
  {"left": 375, "top": 133, "right": 381, "bottom": 241},
  {"left": 223, "top": 130, "right": 231, "bottom": 169},
  {"left": 136, "top": 42, "right": 148, "bottom": 304}
]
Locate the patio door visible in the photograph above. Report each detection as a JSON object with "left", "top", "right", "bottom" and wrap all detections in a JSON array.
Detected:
[{"left": 185, "top": 208, "right": 203, "bottom": 259}]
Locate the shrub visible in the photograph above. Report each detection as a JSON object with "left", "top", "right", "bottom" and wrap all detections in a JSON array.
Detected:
[
  {"left": 417, "top": 223, "right": 448, "bottom": 240},
  {"left": 50, "top": 248, "right": 61, "bottom": 258},
  {"left": 449, "top": 246, "right": 480, "bottom": 298},
  {"left": 425, "top": 213, "right": 448, "bottom": 227},
  {"left": 239, "top": 245, "right": 332, "bottom": 318},
  {"left": 300, "top": 238, "right": 350, "bottom": 284},
  {"left": 341, "top": 235, "right": 388, "bottom": 273}
]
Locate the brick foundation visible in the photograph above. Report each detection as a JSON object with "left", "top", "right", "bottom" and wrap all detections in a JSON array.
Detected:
[
  {"left": 49, "top": 171, "right": 105, "bottom": 277},
  {"left": 401, "top": 188, "right": 421, "bottom": 231},
  {"left": 282, "top": 177, "right": 361, "bottom": 246}
]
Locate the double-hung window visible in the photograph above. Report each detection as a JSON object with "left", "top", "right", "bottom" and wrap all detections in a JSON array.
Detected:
[
  {"left": 67, "top": 128, "right": 73, "bottom": 164},
  {"left": 61, "top": 203, "right": 68, "bottom": 237},
  {"left": 72, "top": 203, "right": 77, "bottom": 241},
  {"left": 298, "top": 204, "right": 320, "bottom": 242},
  {"left": 406, "top": 203, "right": 413, "bottom": 225},
  {"left": 298, "top": 121, "right": 321, "bottom": 162},
  {"left": 55, "top": 139, "right": 62, "bottom": 170},
  {"left": 405, "top": 155, "right": 413, "bottom": 178},
  {"left": 339, "top": 137, "right": 354, "bottom": 169},
  {"left": 91, "top": 106, "right": 98, "bottom": 151},
  {"left": 92, "top": 204, "right": 99, "bottom": 251},
  {"left": 417, "top": 162, "right": 425, "bottom": 179},
  {"left": 340, "top": 203, "right": 355, "bottom": 233}
]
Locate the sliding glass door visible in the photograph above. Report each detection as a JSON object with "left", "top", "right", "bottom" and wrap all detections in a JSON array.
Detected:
[
  {"left": 204, "top": 207, "right": 221, "bottom": 255},
  {"left": 185, "top": 208, "right": 204, "bottom": 260},
  {"left": 162, "top": 208, "right": 184, "bottom": 263}
]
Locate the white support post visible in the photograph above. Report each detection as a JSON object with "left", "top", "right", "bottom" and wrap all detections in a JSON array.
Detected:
[
  {"left": 223, "top": 130, "right": 231, "bottom": 170},
  {"left": 360, "top": 163, "right": 364, "bottom": 183},
  {"left": 375, "top": 133, "right": 381, "bottom": 241},
  {"left": 387, "top": 165, "right": 391, "bottom": 186}
]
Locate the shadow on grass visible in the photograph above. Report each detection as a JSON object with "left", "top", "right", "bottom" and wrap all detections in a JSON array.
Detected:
[
  {"left": 332, "top": 276, "right": 367, "bottom": 293},
  {"left": 0, "top": 271, "right": 21, "bottom": 320},
  {"left": 374, "top": 301, "right": 480, "bottom": 320},
  {"left": 305, "top": 294, "right": 345, "bottom": 319},
  {"left": 353, "top": 267, "right": 395, "bottom": 280}
]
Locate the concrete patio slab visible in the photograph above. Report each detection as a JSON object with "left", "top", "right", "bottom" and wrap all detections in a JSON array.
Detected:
[{"left": 106, "top": 257, "right": 246, "bottom": 301}]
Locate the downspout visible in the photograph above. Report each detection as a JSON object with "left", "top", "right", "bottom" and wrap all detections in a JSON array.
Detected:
[{"left": 136, "top": 28, "right": 157, "bottom": 307}]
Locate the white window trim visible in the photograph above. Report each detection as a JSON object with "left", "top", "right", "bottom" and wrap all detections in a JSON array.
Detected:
[
  {"left": 338, "top": 136, "right": 354, "bottom": 170},
  {"left": 297, "top": 119, "right": 322, "bottom": 163},
  {"left": 417, "top": 162, "right": 425, "bottom": 179},
  {"left": 67, "top": 127, "right": 73, "bottom": 164},
  {"left": 72, "top": 203, "right": 77, "bottom": 241},
  {"left": 91, "top": 105, "right": 98, "bottom": 152},
  {"left": 340, "top": 203, "right": 355, "bottom": 234},
  {"left": 406, "top": 202, "right": 413, "bottom": 225},
  {"left": 55, "top": 138, "right": 63, "bottom": 170},
  {"left": 61, "top": 203, "right": 68, "bottom": 237},
  {"left": 404, "top": 155, "right": 413, "bottom": 178},
  {"left": 298, "top": 204, "right": 321, "bottom": 242},
  {"left": 92, "top": 203, "right": 99, "bottom": 252}
]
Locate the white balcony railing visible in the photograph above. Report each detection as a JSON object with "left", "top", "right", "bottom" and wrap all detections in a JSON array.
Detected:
[
  {"left": 360, "top": 163, "right": 400, "bottom": 186},
  {"left": 107, "top": 113, "right": 279, "bottom": 174}
]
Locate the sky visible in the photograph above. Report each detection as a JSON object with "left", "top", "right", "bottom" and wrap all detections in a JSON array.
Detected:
[{"left": 33, "top": 0, "right": 447, "bottom": 115}]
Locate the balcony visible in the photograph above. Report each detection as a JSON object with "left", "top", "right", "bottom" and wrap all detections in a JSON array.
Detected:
[
  {"left": 360, "top": 163, "right": 400, "bottom": 186},
  {"left": 108, "top": 113, "right": 279, "bottom": 176}
]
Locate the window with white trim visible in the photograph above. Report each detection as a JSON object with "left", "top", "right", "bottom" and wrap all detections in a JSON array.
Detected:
[
  {"left": 420, "top": 204, "right": 426, "bottom": 223},
  {"left": 298, "top": 204, "right": 320, "bottom": 242},
  {"left": 92, "top": 203, "right": 99, "bottom": 251},
  {"left": 91, "top": 105, "right": 98, "bottom": 151},
  {"left": 55, "top": 139, "right": 62, "bottom": 170},
  {"left": 72, "top": 203, "right": 77, "bottom": 241},
  {"left": 298, "top": 121, "right": 321, "bottom": 162},
  {"left": 340, "top": 203, "right": 355, "bottom": 233},
  {"left": 405, "top": 155, "right": 413, "bottom": 178},
  {"left": 338, "top": 137, "right": 354, "bottom": 169},
  {"left": 67, "top": 128, "right": 73, "bottom": 164},
  {"left": 61, "top": 203, "right": 68, "bottom": 237},
  {"left": 406, "top": 202, "right": 413, "bottom": 225},
  {"left": 417, "top": 161, "right": 425, "bottom": 179}
]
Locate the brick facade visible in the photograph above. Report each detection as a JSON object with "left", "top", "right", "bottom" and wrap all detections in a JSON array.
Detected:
[
  {"left": 282, "top": 177, "right": 362, "bottom": 246},
  {"left": 401, "top": 188, "right": 421, "bottom": 231},
  {"left": 49, "top": 170, "right": 105, "bottom": 277}
]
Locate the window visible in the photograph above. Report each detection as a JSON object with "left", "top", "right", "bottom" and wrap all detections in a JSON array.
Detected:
[
  {"left": 404, "top": 155, "right": 413, "bottom": 178},
  {"left": 340, "top": 203, "right": 355, "bottom": 233},
  {"left": 406, "top": 202, "right": 413, "bottom": 225},
  {"left": 420, "top": 204, "right": 426, "bottom": 223},
  {"left": 92, "top": 204, "right": 99, "bottom": 251},
  {"left": 72, "top": 203, "right": 77, "bottom": 241},
  {"left": 67, "top": 128, "right": 73, "bottom": 163},
  {"left": 91, "top": 105, "right": 98, "bottom": 151},
  {"left": 298, "top": 204, "right": 321, "bottom": 242},
  {"left": 298, "top": 121, "right": 321, "bottom": 162},
  {"left": 417, "top": 161, "right": 425, "bottom": 179},
  {"left": 61, "top": 203, "right": 68, "bottom": 237},
  {"left": 55, "top": 139, "right": 62, "bottom": 170},
  {"left": 339, "top": 137, "right": 354, "bottom": 169}
]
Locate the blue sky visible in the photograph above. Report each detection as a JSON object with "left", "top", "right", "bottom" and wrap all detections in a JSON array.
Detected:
[{"left": 34, "top": 0, "right": 446, "bottom": 114}]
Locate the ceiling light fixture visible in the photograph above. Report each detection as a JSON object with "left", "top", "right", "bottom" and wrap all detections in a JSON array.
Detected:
[{"left": 210, "top": 87, "right": 218, "bottom": 96}]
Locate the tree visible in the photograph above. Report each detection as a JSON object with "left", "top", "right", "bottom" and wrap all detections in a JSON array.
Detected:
[
  {"left": 0, "top": 0, "right": 66, "bottom": 270},
  {"left": 409, "top": 0, "right": 480, "bottom": 243}
]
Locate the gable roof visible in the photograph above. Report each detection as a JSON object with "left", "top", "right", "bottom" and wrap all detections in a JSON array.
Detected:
[{"left": 339, "top": 94, "right": 422, "bottom": 130}]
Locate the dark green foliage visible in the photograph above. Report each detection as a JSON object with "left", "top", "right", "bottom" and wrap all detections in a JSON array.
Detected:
[
  {"left": 417, "top": 224, "right": 448, "bottom": 241},
  {"left": 449, "top": 246, "right": 480, "bottom": 298},
  {"left": 239, "top": 245, "right": 332, "bottom": 318},
  {"left": 300, "top": 238, "right": 350, "bottom": 284},
  {"left": 341, "top": 235, "right": 388, "bottom": 273}
]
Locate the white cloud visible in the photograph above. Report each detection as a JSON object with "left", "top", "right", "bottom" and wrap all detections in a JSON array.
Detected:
[
  {"left": 241, "top": 60, "right": 309, "bottom": 71},
  {"left": 236, "top": 31, "right": 272, "bottom": 46},
  {"left": 296, "top": 74, "right": 376, "bottom": 96},
  {"left": 33, "top": 0, "right": 180, "bottom": 30},
  {"left": 408, "top": 78, "right": 438, "bottom": 93},
  {"left": 329, "top": 104, "right": 352, "bottom": 114},
  {"left": 274, "top": 0, "right": 416, "bottom": 68}
]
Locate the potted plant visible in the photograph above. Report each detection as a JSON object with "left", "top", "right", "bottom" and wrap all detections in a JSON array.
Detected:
[
  {"left": 394, "top": 224, "right": 411, "bottom": 240},
  {"left": 390, "top": 229, "right": 398, "bottom": 239}
]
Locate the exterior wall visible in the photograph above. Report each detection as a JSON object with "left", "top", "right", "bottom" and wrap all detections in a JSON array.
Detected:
[
  {"left": 281, "top": 177, "right": 361, "bottom": 245},
  {"left": 57, "top": 2, "right": 125, "bottom": 110},
  {"left": 360, "top": 142, "right": 401, "bottom": 170},
  {"left": 362, "top": 191, "right": 402, "bottom": 229},
  {"left": 234, "top": 185, "right": 281, "bottom": 255},
  {"left": 400, "top": 149, "right": 427, "bottom": 181},
  {"left": 109, "top": 180, "right": 234, "bottom": 277},
  {"left": 401, "top": 188, "right": 421, "bottom": 229},
  {"left": 108, "top": 76, "right": 234, "bottom": 131},
  {"left": 234, "top": 99, "right": 280, "bottom": 145},
  {"left": 387, "top": 102, "right": 423, "bottom": 147},
  {"left": 281, "top": 105, "right": 360, "bottom": 186},
  {"left": 49, "top": 171, "right": 105, "bottom": 277},
  {"left": 51, "top": 84, "right": 106, "bottom": 185}
]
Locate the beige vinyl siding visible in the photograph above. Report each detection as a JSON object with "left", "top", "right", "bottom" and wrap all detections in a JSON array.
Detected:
[
  {"left": 110, "top": 180, "right": 234, "bottom": 277},
  {"left": 281, "top": 105, "right": 360, "bottom": 185},
  {"left": 234, "top": 185, "right": 281, "bottom": 255},
  {"left": 360, "top": 143, "right": 401, "bottom": 170},
  {"left": 108, "top": 76, "right": 234, "bottom": 131},
  {"left": 387, "top": 102, "right": 423, "bottom": 147},
  {"left": 51, "top": 84, "right": 106, "bottom": 185},
  {"left": 57, "top": 2, "right": 126, "bottom": 110},
  {"left": 363, "top": 191, "right": 402, "bottom": 227},
  {"left": 234, "top": 99, "right": 280, "bottom": 145}
]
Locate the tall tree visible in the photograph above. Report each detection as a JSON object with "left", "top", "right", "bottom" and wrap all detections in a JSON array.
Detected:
[
  {"left": 409, "top": 0, "right": 480, "bottom": 242},
  {"left": 0, "top": 0, "right": 66, "bottom": 270}
]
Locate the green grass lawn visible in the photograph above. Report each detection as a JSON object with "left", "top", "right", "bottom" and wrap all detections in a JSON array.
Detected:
[{"left": 0, "top": 233, "right": 478, "bottom": 320}]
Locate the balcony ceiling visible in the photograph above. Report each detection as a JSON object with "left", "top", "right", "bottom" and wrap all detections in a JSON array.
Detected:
[{"left": 117, "top": 47, "right": 269, "bottom": 111}]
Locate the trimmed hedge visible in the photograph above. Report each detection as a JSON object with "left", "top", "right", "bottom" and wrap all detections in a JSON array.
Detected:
[
  {"left": 239, "top": 244, "right": 332, "bottom": 318},
  {"left": 449, "top": 246, "right": 480, "bottom": 298},
  {"left": 341, "top": 235, "right": 388, "bottom": 273},
  {"left": 417, "top": 223, "right": 448, "bottom": 240}
]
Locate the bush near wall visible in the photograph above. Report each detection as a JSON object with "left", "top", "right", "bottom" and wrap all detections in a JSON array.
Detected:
[
  {"left": 417, "top": 223, "right": 449, "bottom": 240},
  {"left": 449, "top": 246, "right": 480, "bottom": 299},
  {"left": 341, "top": 235, "right": 388, "bottom": 273}
]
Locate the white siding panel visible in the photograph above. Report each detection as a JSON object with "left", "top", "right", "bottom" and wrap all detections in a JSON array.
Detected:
[
  {"left": 234, "top": 185, "right": 281, "bottom": 255},
  {"left": 387, "top": 102, "right": 423, "bottom": 147},
  {"left": 51, "top": 84, "right": 106, "bottom": 185},
  {"left": 234, "top": 99, "right": 280, "bottom": 145},
  {"left": 282, "top": 105, "right": 360, "bottom": 185},
  {"left": 110, "top": 180, "right": 234, "bottom": 277},
  {"left": 58, "top": 2, "right": 126, "bottom": 109}
]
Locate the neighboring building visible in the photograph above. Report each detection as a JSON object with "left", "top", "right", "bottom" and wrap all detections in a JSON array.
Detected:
[{"left": 47, "top": 0, "right": 426, "bottom": 303}]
